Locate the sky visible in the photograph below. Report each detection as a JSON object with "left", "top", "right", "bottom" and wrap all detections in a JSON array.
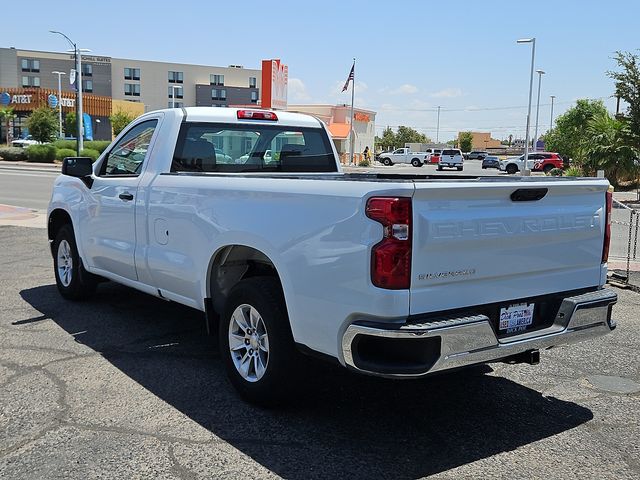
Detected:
[{"left": 2, "top": 0, "right": 638, "bottom": 141}]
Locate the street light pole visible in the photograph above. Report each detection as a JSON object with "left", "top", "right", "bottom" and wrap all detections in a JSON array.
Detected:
[
  {"left": 533, "top": 69, "right": 545, "bottom": 152},
  {"left": 51, "top": 71, "right": 66, "bottom": 138},
  {"left": 517, "top": 37, "right": 536, "bottom": 176},
  {"left": 436, "top": 106, "right": 441, "bottom": 143},
  {"left": 550, "top": 95, "right": 556, "bottom": 131},
  {"left": 49, "top": 31, "right": 90, "bottom": 155}
]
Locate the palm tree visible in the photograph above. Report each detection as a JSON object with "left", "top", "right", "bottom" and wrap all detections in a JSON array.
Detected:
[
  {"left": 0, "top": 107, "right": 16, "bottom": 145},
  {"left": 581, "top": 111, "right": 639, "bottom": 185}
]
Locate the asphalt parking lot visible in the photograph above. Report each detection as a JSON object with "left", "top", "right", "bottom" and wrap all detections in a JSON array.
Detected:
[{"left": 0, "top": 225, "right": 639, "bottom": 479}]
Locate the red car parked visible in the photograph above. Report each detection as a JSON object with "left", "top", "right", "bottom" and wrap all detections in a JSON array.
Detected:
[{"left": 532, "top": 152, "right": 564, "bottom": 173}]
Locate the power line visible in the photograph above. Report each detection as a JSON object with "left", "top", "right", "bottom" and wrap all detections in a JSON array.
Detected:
[{"left": 373, "top": 96, "right": 611, "bottom": 113}]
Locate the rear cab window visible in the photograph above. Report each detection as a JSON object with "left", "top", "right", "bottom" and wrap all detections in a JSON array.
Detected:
[{"left": 172, "top": 123, "right": 337, "bottom": 173}]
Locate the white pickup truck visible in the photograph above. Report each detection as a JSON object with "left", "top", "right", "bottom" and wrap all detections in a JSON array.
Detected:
[
  {"left": 378, "top": 147, "right": 430, "bottom": 167},
  {"left": 48, "top": 107, "right": 617, "bottom": 405}
]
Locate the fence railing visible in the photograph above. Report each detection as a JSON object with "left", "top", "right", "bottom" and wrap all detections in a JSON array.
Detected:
[{"left": 610, "top": 198, "right": 639, "bottom": 287}]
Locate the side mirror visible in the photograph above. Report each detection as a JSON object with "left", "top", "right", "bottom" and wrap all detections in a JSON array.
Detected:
[{"left": 62, "top": 157, "right": 93, "bottom": 177}]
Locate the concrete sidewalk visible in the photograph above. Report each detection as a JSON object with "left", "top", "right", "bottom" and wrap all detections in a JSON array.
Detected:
[{"left": 0, "top": 204, "right": 46, "bottom": 228}]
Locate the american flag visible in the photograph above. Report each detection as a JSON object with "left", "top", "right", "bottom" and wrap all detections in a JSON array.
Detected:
[{"left": 341, "top": 63, "right": 354, "bottom": 92}]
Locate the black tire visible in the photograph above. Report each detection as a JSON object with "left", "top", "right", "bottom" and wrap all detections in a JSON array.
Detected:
[
  {"left": 53, "top": 224, "right": 97, "bottom": 300},
  {"left": 411, "top": 158, "right": 422, "bottom": 167},
  {"left": 457, "top": 167, "right": 463, "bottom": 171},
  {"left": 219, "top": 277, "right": 298, "bottom": 407},
  {"left": 543, "top": 164, "right": 555, "bottom": 174},
  {"left": 383, "top": 158, "right": 392, "bottom": 166},
  {"left": 437, "top": 165, "right": 443, "bottom": 171},
  {"left": 506, "top": 164, "right": 518, "bottom": 175},
  {"left": 482, "top": 166, "right": 486, "bottom": 169}
]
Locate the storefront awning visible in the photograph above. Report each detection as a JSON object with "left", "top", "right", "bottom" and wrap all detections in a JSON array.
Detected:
[{"left": 327, "top": 123, "right": 350, "bottom": 139}]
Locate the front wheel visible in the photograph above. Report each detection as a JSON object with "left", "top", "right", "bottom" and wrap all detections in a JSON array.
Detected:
[
  {"left": 383, "top": 158, "right": 392, "bottom": 166},
  {"left": 411, "top": 158, "right": 422, "bottom": 167},
  {"left": 220, "top": 277, "right": 298, "bottom": 406},
  {"left": 437, "top": 165, "right": 443, "bottom": 171},
  {"left": 53, "top": 224, "right": 97, "bottom": 300},
  {"left": 457, "top": 167, "right": 463, "bottom": 171},
  {"left": 506, "top": 164, "right": 518, "bottom": 175}
]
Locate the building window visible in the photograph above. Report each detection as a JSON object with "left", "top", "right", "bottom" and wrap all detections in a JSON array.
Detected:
[
  {"left": 168, "top": 86, "right": 183, "bottom": 98},
  {"left": 124, "top": 67, "right": 140, "bottom": 80},
  {"left": 168, "top": 101, "right": 183, "bottom": 108},
  {"left": 210, "top": 74, "right": 224, "bottom": 86},
  {"left": 211, "top": 89, "right": 226, "bottom": 101},
  {"left": 82, "top": 64, "right": 93, "bottom": 77},
  {"left": 168, "top": 71, "right": 183, "bottom": 83},
  {"left": 21, "top": 59, "right": 40, "bottom": 73},
  {"left": 125, "top": 83, "right": 140, "bottom": 96},
  {"left": 249, "top": 77, "right": 257, "bottom": 88},
  {"left": 21, "top": 76, "right": 40, "bottom": 87},
  {"left": 83, "top": 80, "right": 93, "bottom": 93},
  {"left": 250, "top": 91, "right": 258, "bottom": 103}
]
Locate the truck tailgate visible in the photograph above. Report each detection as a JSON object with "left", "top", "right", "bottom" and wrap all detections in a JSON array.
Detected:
[{"left": 409, "top": 179, "right": 608, "bottom": 315}]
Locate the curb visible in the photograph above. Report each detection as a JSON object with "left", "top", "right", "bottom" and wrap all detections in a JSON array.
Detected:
[{"left": 0, "top": 162, "right": 60, "bottom": 174}]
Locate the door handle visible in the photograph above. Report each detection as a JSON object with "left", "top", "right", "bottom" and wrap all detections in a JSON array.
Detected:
[{"left": 119, "top": 192, "right": 134, "bottom": 201}]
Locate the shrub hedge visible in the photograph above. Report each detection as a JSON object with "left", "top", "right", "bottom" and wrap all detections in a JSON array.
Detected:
[
  {"left": 0, "top": 146, "right": 28, "bottom": 161},
  {"left": 55, "top": 148, "right": 78, "bottom": 161},
  {"left": 52, "top": 140, "right": 77, "bottom": 150},
  {"left": 84, "top": 140, "right": 110, "bottom": 153},
  {"left": 26, "top": 144, "right": 57, "bottom": 163},
  {"left": 80, "top": 148, "right": 100, "bottom": 160}
]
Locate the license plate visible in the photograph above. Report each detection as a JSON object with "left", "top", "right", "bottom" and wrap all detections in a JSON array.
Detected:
[{"left": 499, "top": 303, "right": 535, "bottom": 334}]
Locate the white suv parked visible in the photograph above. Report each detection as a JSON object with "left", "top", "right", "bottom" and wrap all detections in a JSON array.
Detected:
[{"left": 437, "top": 149, "right": 464, "bottom": 171}]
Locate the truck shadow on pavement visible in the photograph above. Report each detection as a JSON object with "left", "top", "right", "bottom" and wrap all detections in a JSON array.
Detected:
[{"left": 21, "top": 283, "right": 593, "bottom": 480}]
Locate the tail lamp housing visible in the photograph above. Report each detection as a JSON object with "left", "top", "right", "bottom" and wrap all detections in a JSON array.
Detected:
[
  {"left": 366, "top": 197, "right": 412, "bottom": 289},
  {"left": 602, "top": 190, "right": 612, "bottom": 263}
]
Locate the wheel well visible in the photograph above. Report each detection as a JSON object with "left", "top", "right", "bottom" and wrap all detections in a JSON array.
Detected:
[
  {"left": 208, "top": 245, "right": 282, "bottom": 315},
  {"left": 48, "top": 209, "right": 72, "bottom": 241}
]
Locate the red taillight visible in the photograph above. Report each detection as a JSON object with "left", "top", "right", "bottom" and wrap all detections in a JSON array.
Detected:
[
  {"left": 366, "top": 197, "right": 412, "bottom": 289},
  {"left": 237, "top": 109, "right": 278, "bottom": 121},
  {"left": 602, "top": 190, "right": 613, "bottom": 263}
]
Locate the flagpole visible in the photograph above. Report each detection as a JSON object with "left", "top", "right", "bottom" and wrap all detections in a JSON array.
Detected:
[{"left": 349, "top": 58, "right": 355, "bottom": 165}]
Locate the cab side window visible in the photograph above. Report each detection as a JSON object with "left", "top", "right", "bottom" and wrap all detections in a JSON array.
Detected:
[{"left": 100, "top": 120, "right": 158, "bottom": 176}]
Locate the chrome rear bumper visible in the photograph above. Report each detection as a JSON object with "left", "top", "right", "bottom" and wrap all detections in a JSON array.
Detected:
[{"left": 341, "top": 289, "right": 617, "bottom": 378}]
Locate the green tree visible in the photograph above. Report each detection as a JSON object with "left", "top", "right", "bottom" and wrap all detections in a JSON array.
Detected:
[
  {"left": 26, "top": 107, "right": 58, "bottom": 144},
  {"left": 64, "top": 112, "right": 77, "bottom": 138},
  {"left": 0, "top": 107, "right": 16, "bottom": 145},
  {"left": 608, "top": 51, "right": 640, "bottom": 142},
  {"left": 458, "top": 131, "right": 473, "bottom": 152},
  {"left": 395, "top": 125, "right": 431, "bottom": 147},
  {"left": 377, "top": 126, "right": 397, "bottom": 150},
  {"left": 109, "top": 109, "right": 134, "bottom": 137},
  {"left": 544, "top": 99, "right": 608, "bottom": 160},
  {"left": 580, "top": 111, "right": 638, "bottom": 185}
]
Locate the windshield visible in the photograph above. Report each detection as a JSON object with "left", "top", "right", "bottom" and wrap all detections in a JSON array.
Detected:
[{"left": 172, "top": 122, "right": 337, "bottom": 173}]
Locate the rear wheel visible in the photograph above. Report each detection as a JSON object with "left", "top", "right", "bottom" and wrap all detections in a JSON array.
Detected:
[
  {"left": 437, "top": 165, "right": 443, "bottom": 171},
  {"left": 543, "top": 164, "right": 555, "bottom": 174},
  {"left": 411, "top": 158, "right": 422, "bottom": 167},
  {"left": 53, "top": 224, "right": 97, "bottom": 300},
  {"left": 219, "top": 277, "right": 298, "bottom": 406},
  {"left": 383, "top": 158, "right": 392, "bottom": 166},
  {"left": 506, "top": 164, "right": 518, "bottom": 175}
]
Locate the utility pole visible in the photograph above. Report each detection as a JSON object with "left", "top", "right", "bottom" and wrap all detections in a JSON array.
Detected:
[
  {"left": 517, "top": 37, "right": 536, "bottom": 175},
  {"left": 550, "top": 95, "right": 556, "bottom": 131},
  {"left": 436, "top": 106, "right": 441, "bottom": 143},
  {"left": 533, "top": 69, "right": 545, "bottom": 152},
  {"left": 50, "top": 31, "right": 90, "bottom": 155},
  {"left": 51, "top": 71, "right": 66, "bottom": 138}
]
